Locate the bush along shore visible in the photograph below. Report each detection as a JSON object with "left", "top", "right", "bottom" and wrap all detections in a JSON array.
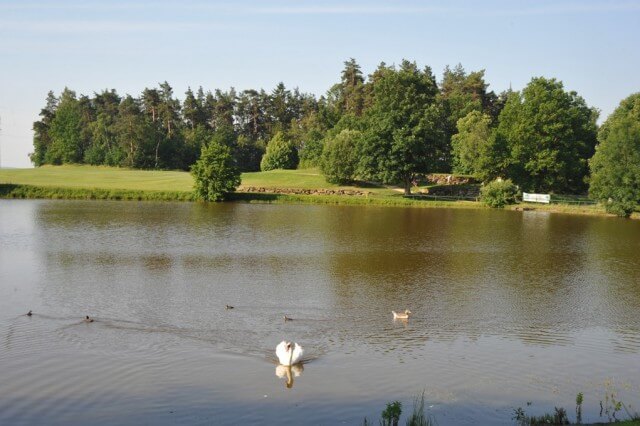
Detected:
[{"left": 0, "top": 183, "right": 194, "bottom": 202}]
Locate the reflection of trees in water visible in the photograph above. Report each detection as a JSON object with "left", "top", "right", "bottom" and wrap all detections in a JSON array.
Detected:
[{"left": 324, "top": 208, "right": 640, "bottom": 351}]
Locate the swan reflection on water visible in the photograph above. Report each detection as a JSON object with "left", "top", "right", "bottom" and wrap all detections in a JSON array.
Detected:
[{"left": 275, "top": 363, "right": 304, "bottom": 389}]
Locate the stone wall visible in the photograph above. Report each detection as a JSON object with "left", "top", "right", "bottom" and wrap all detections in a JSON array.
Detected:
[
  {"left": 422, "top": 174, "right": 477, "bottom": 185},
  {"left": 237, "top": 186, "right": 373, "bottom": 196}
]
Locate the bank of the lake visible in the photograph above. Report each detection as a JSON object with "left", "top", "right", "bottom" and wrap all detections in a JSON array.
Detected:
[{"left": 0, "top": 165, "right": 631, "bottom": 218}]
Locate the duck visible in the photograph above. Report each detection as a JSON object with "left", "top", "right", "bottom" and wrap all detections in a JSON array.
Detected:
[
  {"left": 275, "top": 341, "right": 304, "bottom": 366},
  {"left": 225, "top": 305, "right": 234, "bottom": 310},
  {"left": 26, "top": 310, "right": 33, "bottom": 317},
  {"left": 83, "top": 315, "right": 94, "bottom": 323},
  {"left": 392, "top": 310, "right": 412, "bottom": 320},
  {"left": 283, "top": 315, "right": 293, "bottom": 321}
]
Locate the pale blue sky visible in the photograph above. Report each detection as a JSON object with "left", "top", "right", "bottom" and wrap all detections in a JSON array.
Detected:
[{"left": 1, "top": 0, "right": 639, "bottom": 167}]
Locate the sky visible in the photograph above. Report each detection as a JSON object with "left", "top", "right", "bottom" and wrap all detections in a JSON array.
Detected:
[{"left": 1, "top": 0, "right": 639, "bottom": 168}]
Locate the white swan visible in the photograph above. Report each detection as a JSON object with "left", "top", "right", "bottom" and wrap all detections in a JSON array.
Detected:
[
  {"left": 276, "top": 341, "right": 303, "bottom": 366},
  {"left": 392, "top": 310, "right": 412, "bottom": 320}
]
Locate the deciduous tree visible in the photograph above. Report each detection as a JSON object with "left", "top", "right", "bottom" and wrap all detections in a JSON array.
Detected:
[{"left": 589, "top": 93, "right": 640, "bottom": 217}]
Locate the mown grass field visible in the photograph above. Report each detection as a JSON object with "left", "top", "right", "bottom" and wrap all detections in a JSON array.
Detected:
[
  {"left": 0, "top": 165, "right": 476, "bottom": 208},
  {"left": 0, "top": 165, "right": 400, "bottom": 195},
  {"left": 0, "top": 165, "right": 194, "bottom": 192}
]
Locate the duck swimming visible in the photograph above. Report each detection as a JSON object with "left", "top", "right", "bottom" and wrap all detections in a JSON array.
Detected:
[
  {"left": 225, "top": 305, "right": 234, "bottom": 310},
  {"left": 83, "top": 315, "right": 94, "bottom": 323},
  {"left": 26, "top": 310, "right": 33, "bottom": 317},
  {"left": 392, "top": 310, "right": 412, "bottom": 320},
  {"left": 283, "top": 315, "right": 292, "bottom": 321},
  {"left": 275, "top": 341, "right": 303, "bottom": 366}
]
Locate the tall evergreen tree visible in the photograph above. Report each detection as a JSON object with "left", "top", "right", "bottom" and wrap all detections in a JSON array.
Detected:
[
  {"left": 115, "top": 95, "right": 147, "bottom": 168},
  {"left": 340, "top": 58, "right": 365, "bottom": 116},
  {"left": 31, "top": 91, "right": 58, "bottom": 166},
  {"left": 46, "top": 88, "right": 83, "bottom": 164}
]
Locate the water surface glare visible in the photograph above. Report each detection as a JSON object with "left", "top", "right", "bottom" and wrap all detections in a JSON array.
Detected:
[{"left": 1, "top": 200, "right": 639, "bottom": 425}]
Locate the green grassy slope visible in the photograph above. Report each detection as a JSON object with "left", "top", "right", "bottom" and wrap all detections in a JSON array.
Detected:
[{"left": 0, "top": 165, "right": 194, "bottom": 192}]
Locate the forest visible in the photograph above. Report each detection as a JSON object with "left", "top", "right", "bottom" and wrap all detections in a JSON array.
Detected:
[{"left": 31, "top": 59, "right": 640, "bottom": 215}]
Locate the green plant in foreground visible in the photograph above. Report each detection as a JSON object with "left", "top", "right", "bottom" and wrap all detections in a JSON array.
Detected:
[
  {"left": 404, "top": 392, "right": 433, "bottom": 426},
  {"left": 513, "top": 405, "right": 569, "bottom": 425},
  {"left": 576, "top": 392, "right": 584, "bottom": 424},
  {"left": 381, "top": 401, "right": 402, "bottom": 426},
  {"left": 363, "top": 393, "right": 434, "bottom": 426}
]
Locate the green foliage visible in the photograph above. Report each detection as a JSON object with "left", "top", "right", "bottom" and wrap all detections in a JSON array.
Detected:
[
  {"left": 480, "top": 178, "right": 518, "bottom": 208},
  {"left": 360, "top": 60, "right": 445, "bottom": 194},
  {"left": 182, "top": 124, "right": 213, "bottom": 168},
  {"left": 381, "top": 401, "right": 402, "bottom": 426},
  {"left": 0, "top": 184, "right": 193, "bottom": 201},
  {"left": 513, "top": 406, "right": 569, "bottom": 426},
  {"left": 405, "top": 392, "right": 433, "bottom": 426},
  {"left": 191, "top": 138, "right": 241, "bottom": 201},
  {"left": 30, "top": 91, "right": 58, "bottom": 166},
  {"left": 260, "top": 132, "right": 298, "bottom": 171},
  {"left": 339, "top": 58, "right": 366, "bottom": 116},
  {"left": 46, "top": 88, "right": 84, "bottom": 164},
  {"left": 589, "top": 93, "right": 640, "bottom": 217},
  {"left": 289, "top": 112, "right": 326, "bottom": 168},
  {"left": 321, "top": 129, "right": 362, "bottom": 184},
  {"left": 363, "top": 394, "right": 434, "bottom": 426},
  {"left": 489, "top": 77, "right": 598, "bottom": 193},
  {"left": 451, "top": 110, "right": 493, "bottom": 176},
  {"left": 234, "top": 134, "right": 265, "bottom": 172},
  {"left": 576, "top": 392, "right": 583, "bottom": 424}
]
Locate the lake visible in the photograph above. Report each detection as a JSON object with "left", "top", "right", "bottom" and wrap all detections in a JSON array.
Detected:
[{"left": 1, "top": 199, "right": 639, "bottom": 425}]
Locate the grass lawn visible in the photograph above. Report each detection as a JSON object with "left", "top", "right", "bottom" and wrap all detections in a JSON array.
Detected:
[
  {"left": 0, "top": 165, "right": 194, "bottom": 192},
  {"left": 0, "top": 165, "right": 400, "bottom": 196}
]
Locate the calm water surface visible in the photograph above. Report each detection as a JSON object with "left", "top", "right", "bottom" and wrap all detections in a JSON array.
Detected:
[{"left": 1, "top": 199, "right": 639, "bottom": 425}]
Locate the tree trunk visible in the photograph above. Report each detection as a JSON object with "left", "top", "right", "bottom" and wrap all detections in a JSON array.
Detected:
[
  {"left": 404, "top": 176, "right": 411, "bottom": 196},
  {"left": 155, "top": 139, "right": 160, "bottom": 169}
]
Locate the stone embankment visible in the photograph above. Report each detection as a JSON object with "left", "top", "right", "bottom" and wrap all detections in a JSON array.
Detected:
[
  {"left": 237, "top": 186, "right": 373, "bottom": 196},
  {"left": 422, "top": 174, "right": 478, "bottom": 185}
]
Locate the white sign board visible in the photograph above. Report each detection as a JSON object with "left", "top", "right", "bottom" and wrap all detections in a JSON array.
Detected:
[{"left": 522, "top": 192, "right": 550, "bottom": 204}]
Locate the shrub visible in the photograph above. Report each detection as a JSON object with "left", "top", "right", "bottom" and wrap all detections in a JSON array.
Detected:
[
  {"left": 481, "top": 178, "right": 518, "bottom": 208},
  {"left": 191, "top": 138, "right": 241, "bottom": 201},
  {"left": 260, "top": 132, "right": 298, "bottom": 171},
  {"left": 321, "top": 129, "right": 362, "bottom": 184}
]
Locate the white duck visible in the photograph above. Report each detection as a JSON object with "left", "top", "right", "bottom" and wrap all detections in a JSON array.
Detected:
[
  {"left": 392, "top": 310, "right": 412, "bottom": 320},
  {"left": 276, "top": 341, "right": 304, "bottom": 366}
]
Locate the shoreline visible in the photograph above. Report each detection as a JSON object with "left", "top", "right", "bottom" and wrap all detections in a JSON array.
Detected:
[{"left": 2, "top": 182, "right": 635, "bottom": 219}]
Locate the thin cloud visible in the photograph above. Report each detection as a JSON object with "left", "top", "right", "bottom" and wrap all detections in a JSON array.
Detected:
[
  {"left": 0, "top": 20, "right": 240, "bottom": 34},
  {"left": 2, "top": 1, "right": 640, "bottom": 16}
]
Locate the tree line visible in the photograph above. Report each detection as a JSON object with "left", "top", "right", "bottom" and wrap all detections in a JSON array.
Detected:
[{"left": 32, "top": 59, "right": 640, "bottom": 215}]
